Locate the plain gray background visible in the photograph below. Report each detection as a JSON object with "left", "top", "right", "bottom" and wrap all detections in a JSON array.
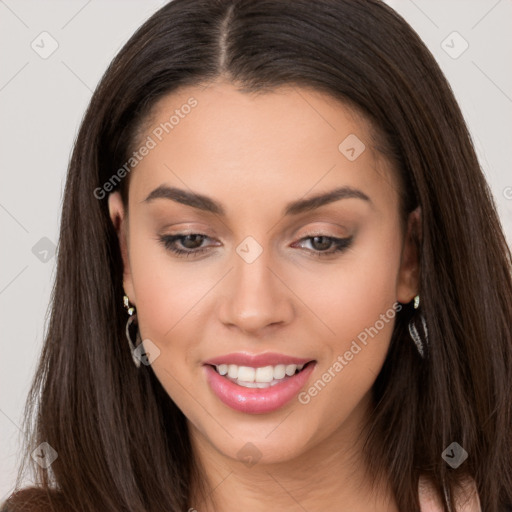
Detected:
[{"left": 1, "top": 0, "right": 511, "bottom": 500}]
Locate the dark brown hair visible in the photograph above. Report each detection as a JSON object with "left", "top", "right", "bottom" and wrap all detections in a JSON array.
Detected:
[{"left": 3, "top": 0, "right": 512, "bottom": 511}]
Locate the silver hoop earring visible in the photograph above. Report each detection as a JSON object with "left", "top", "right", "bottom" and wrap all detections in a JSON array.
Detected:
[
  {"left": 123, "top": 294, "right": 142, "bottom": 368},
  {"left": 408, "top": 295, "right": 428, "bottom": 358}
]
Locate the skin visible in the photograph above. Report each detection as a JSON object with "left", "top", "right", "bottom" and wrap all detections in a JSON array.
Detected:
[{"left": 109, "top": 80, "right": 420, "bottom": 511}]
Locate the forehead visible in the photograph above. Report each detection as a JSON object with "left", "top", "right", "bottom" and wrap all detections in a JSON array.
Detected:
[{"left": 128, "top": 81, "right": 398, "bottom": 215}]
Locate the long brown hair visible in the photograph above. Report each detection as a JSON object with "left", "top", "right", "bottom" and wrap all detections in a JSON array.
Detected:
[{"left": 4, "top": 0, "right": 512, "bottom": 510}]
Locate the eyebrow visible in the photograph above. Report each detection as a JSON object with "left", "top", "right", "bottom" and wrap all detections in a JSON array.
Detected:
[{"left": 143, "top": 185, "right": 372, "bottom": 216}]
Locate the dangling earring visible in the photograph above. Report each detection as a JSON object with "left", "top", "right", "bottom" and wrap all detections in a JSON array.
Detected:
[
  {"left": 408, "top": 294, "right": 428, "bottom": 358},
  {"left": 123, "top": 294, "right": 142, "bottom": 368}
]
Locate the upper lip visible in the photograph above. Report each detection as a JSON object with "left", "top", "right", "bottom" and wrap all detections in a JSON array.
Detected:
[{"left": 204, "top": 352, "right": 314, "bottom": 367}]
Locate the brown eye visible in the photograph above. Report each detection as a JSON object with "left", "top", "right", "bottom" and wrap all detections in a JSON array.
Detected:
[
  {"left": 292, "top": 235, "right": 354, "bottom": 257},
  {"left": 180, "top": 234, "right": 207, "bottom": 249},
  {"left": 309, "top": 236, "right": 334, "bottom": 251},
  {"left": 158, "top": 233, "right": 213, "bottom": 257}
]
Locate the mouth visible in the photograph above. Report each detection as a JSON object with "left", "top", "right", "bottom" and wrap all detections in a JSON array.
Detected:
[
  {"left": 202, "top": 354, "right": 317, "bottom": 414},
  {"left": 206, "top": 361, "right": 315, "bottom": 389}
]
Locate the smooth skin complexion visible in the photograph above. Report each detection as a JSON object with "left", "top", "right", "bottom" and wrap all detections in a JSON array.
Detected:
[{"left": 108, "top": 80, "right": 420, "bottom": 512}]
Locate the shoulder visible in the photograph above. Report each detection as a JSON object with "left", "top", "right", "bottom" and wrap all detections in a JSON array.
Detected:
[
  {"left": 418, "top": 475, "right": 481, "bottom": 512},
  {"left": 1, "top": 487, "right": 67, "bottom": 512}
]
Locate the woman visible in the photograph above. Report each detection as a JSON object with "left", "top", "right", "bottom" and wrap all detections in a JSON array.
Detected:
[{"left": 2, "top": 0, "right": 511, "bottom": 510}]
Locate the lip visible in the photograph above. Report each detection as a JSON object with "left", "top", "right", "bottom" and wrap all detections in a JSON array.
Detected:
[
  {"left": 203, "top": 351, "right": 313, "bottom": 367},
  {"left": 203, "top": 360, "right": 316, "bottom": 414}
]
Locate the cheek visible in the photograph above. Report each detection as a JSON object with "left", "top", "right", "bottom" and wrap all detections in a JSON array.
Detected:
[
  {"left": 127, "top": 236, "right": 212, "bottom": 419},
  {"left": 295, "top": 226, "right": 402, "bottom": 345},
  {"left": 291, "top": 228, "right": 403, "bottom": 430},
  {"left": 126, "top": 230, "right": 210, "bottom": 357}
]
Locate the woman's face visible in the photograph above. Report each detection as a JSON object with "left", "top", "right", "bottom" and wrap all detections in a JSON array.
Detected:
[{"left": 109, "top": 81, "right": 419, "bottom": 466}]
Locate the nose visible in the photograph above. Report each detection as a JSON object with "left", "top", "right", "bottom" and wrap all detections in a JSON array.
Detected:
[{"left": 218, "top": 247, "right": 295, "bottom": 336}]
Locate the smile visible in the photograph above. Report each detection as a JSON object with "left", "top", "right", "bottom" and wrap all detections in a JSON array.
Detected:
[
  {"left": 212, "top": 363, "right": 307, "bottom": 388},
  {"left": 203, "top": 353, "right": 316, "bottom": 414}
]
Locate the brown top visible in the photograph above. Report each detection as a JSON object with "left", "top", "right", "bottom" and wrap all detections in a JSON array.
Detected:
[{"left": 1, "top": 488, "right": 66, "bottom": 512}]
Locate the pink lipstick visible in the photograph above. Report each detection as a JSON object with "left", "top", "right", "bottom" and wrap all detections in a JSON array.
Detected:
[{"left": 203, "top": 352, "right": 316, "bottom": 414}]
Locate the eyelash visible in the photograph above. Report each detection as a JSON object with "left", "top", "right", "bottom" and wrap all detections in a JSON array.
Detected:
[{"left": 157, "top": 233, "right": 353, "bottom": 258}]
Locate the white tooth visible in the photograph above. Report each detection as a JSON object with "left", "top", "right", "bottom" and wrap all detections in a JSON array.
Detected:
[
  {"left": 255, "top": 365, "right": 274, "bottom": 383},
  {"left": 238, "top": 381, "right": 258, "bottom": 388},
  {"left": 285, "top": 364, "right": 298, "bottom": 376},
  {"left": 227, "top": 364, "right": 238, "bottom": 379},
  {"left": 273, "top": 364, "right": 286, "bottom": 380},
  {"left": 238, "top": 366, "right": 255, "bottom": 382},
  {"left": 256, "top": 382, "right": 271, "bottom": 388},
  {"left": 221, "top": 363, "right": 306, "bottom": 382}
]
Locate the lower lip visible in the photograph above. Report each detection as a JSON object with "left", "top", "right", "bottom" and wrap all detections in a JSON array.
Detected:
[{"left": 203, "top": 363, "right": 316, "bottom": 414}]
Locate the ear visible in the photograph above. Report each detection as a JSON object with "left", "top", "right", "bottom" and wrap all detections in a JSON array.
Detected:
[
  {"left": 396, "top": 206, "right": 421, "bottom": 304},
  {"left": 108, "top": 191, "right": 135, "bottom": 304}
]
